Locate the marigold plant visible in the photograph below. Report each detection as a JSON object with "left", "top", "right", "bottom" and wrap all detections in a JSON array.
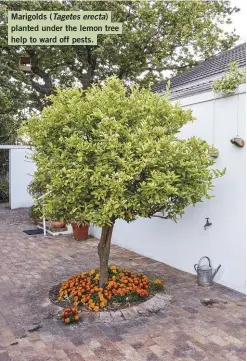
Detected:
[
  {"left": 60, "top": 308, "right": 80, "bottom": 323},
  {"left": 58, "top": 266, "right": 164, "bottom": 312}
]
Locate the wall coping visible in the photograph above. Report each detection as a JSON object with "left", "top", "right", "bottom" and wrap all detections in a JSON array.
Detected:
[
  {"left": 0, "top": 145, "right": 30, "bottom": 149},
  {"left": 172, "top": 83, "right": 246, "bottom": 107}
]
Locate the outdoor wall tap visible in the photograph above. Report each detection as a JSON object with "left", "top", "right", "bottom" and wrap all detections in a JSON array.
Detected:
[{"left": 204, "top": 218, "right": 212, "bottom": 230}]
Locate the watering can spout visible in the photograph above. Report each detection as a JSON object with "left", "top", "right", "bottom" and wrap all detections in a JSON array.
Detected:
[{"left": 211, "top": 264, "right": 221, "bottom": 281}]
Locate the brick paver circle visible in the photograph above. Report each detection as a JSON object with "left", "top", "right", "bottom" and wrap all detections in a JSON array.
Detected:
[{"left": 53, "top": 291, "right": 173, "bottom": 324}]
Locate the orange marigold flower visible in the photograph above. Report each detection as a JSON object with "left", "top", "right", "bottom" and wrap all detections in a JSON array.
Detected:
[
  {"left": 154, "top": 279, "right": 164, "bottom": 285},
  {"left": 59, "top": 267, "right": 164, "bottom": 313}
]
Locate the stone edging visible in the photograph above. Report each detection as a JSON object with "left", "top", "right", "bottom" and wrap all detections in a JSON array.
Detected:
[{"left": 80, "top": 293, "right": 173, "bottom": 323}]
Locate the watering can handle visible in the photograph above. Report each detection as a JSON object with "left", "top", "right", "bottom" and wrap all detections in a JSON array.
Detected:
[
  {"left": 198, "top": 256, "right": 211, "bottom": 268},
  {"left": 194, "top": 264, "right": 198, "bottom": 272}
]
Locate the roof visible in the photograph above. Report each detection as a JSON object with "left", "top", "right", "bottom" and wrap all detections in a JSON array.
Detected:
[{"left": 152, "top": 43, "right": 246, "bottom": 99}]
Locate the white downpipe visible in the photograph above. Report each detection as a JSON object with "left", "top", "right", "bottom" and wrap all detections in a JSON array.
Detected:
[
  {"left": 42, "top": 198, "right": 46, "bottom": 237},
  {"left": 37, "top": 191, "right": 51, "bottom": 237},
  {"left": 42, "top": 217, "right": 46, "bottom": 236}
]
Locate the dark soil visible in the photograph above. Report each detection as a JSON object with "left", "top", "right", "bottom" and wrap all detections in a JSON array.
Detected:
[{"left": 49, "top": 283, "right": 65, "bottom": 308}]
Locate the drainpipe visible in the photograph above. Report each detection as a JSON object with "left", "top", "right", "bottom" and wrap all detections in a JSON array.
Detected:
[{"left": 37, "top": 191, "right": 51, "bottom": 236}]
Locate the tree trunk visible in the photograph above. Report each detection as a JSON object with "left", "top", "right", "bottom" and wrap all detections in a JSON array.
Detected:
[{"left": 98, "top": 223, "right": 114, "bottom": 287}]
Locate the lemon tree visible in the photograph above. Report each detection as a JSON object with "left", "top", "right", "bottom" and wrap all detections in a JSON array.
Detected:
[{"left": 21, "top": 77, "right": 225, "bottom": 286}]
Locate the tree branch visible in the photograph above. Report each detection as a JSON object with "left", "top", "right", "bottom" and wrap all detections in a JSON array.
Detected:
[
  {"left": 85, "top": 46, "right": 97, "bottom": 88},
  {"left": 25, "top": 49, "right": 53, "bottom": 96}
]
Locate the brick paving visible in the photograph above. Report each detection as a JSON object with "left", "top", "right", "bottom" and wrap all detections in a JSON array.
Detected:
[{"left": 0, "top": 203, "right": 245, "bottom": 361}]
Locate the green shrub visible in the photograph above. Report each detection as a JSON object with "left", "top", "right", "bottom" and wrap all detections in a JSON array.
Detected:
[
  {"left": 29, "top": 205, "right": 42, "bottom": 219},
  {"left": 212, "top": 61, "right": 246, "bottom": 95},
  {"left": 0, "top": 177, "right": 9, "bottom": 202}
]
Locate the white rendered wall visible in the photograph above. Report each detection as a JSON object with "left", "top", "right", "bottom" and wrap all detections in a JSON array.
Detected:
[
  {"left": 91, "top": 84, "right": 246, "bottom": 294},
  {"left": 9, "top": 148, "right": 36, "bottom": 209}
]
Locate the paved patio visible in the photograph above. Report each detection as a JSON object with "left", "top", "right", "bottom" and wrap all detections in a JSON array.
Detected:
[{"left": 0, "top": 204, "right": 245, "bottom": 361}]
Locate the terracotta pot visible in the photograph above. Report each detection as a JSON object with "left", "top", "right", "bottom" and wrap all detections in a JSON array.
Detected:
[
  {"left": 51, "top": 221, "right": 66, "bottom": 229},
  {"left": 72, "top": 223, "right": 89, "bottom": 241}
]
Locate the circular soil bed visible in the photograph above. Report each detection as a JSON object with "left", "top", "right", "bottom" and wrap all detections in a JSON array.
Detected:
[
  {"left": 49, "top": 282, "right": 164, "bottom": 312},
  {"left": 49, "top": 266, "right": 170, "bottom": 317}
]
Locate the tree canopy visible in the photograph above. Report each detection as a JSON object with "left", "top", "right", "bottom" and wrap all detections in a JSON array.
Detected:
[
  {"left": 0, "top": 0, "right": 240, "bottom": 159},
  {"left": 1, "top": 0, "right": 239, "bottom": 114}
]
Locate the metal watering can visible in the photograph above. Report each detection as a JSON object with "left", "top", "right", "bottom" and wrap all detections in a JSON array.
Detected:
[{"left": 194, "top": 256, "right": 221, "bottom": 287}]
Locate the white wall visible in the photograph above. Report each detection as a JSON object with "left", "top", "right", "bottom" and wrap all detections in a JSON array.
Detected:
[
  {"left": 91, "top": 84, "right": 246, "bottom": 294},
  {"left": 3, "top": 85, "right": 245, "bottom": 293},
  {"left": 9, "top": 147, "right": 36, "bottom": 209}
]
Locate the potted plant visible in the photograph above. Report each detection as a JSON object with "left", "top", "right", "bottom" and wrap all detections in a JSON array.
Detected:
[
  {"left": 47, "top": 210, "right": 66, "bottom": 230},
  {"left": 50, "top": 220, "right": 66, "bottom": 229},
  {"left": 29, "top": 205, "right": 42, "bottom": 225},
  {"left": 28, "top": 171, "right": 67, "bottom": 230},
  {"left": 209, "top": 145, "right": 219, "bottom": 159},
  {"left": 212, "top": 61, "right": 246, "bottom": 96},
  {"left": 71, "top": 221, "right": 89, "bottom": 241}
]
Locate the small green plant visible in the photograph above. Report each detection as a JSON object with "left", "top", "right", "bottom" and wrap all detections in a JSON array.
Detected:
[
  {"left": 209, "top": 145, "right": 219, "bottom": 159},
  {"left": 212, "top": 61, "right": 246, "bottom": 95},
  {"left": 29, "top": 205, "right": 42, "bottom": 219},
  {"left": 148, "top": 278, "right": 165, "bottom": 294},
  {"left": 0, "top": 176, "right": 9, "bottom": 202}
]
